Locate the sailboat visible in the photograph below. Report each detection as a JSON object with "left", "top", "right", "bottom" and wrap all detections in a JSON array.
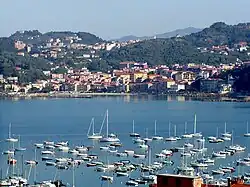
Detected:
[
  {"left": 165, "top": 122, "right": 177, "bottom": 141},
  {"left": 130, "top": 120, "right": 140, "bottom": 137},
  {"left": 15, "top": 135, "right": 26, "bottom": 152},
  {"left": 100, "top": 110, "right": 120, "bottom": 142},
  {"left": 221, "top": 122, "right": 231, "bottom": 138},
  {"left": 209, "top": 127, "right": 224, "bottom": 143},
  {"left": 244, "top": 121, "right": 250, "bottom": 137},
  {"left": 143, "top": 128, "right": 152, "bottom": 142},
  {"left": 152, "top": 120, "right": 163, "bottom": 140},
  {"left": 6, "top": 123, "right": 18, "bottom": 143},
  {"left": 177, "top": 148, "right": 194, "bottom": 176},
  {"left": 87, "top": 118, "right": 103, "bottom": 139},
  {"left": 25, "top": 148, "right": 38, "bottom": 165},
  {"left": 192, "top": 114, "right": 202, "bottom": 137},
  {"left": 181, "top": 122, "right": 193, "bottom": 138}
]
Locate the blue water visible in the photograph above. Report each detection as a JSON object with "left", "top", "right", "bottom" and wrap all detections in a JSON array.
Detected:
[{"left": 1, "top": 95, "right": 250, "bottom": 186}]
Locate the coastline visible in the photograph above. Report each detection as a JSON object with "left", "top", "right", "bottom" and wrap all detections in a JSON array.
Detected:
[{"left": 1, "top": 92, "right": 250, "bottom": 102}]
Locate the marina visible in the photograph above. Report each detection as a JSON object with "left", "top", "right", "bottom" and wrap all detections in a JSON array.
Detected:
[{"left": 1, "top": 97, "right": 250, "bottom": 187}]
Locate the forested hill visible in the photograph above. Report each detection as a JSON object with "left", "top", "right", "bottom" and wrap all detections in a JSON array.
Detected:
[
  {"left": 9, "top": 30, "right": 104, "bottom": 45},
  {"left": 102, "top": 22, "right": 250, "bottom": 66}
]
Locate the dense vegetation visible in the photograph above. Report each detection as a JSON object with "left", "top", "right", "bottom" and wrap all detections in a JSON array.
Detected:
[
  {"left": 0, "top": 52, "right": 50, "bottom": 83},
  {"left": 10, "top": 30, "right": 103, "bottom": 45},
  {"left": 102, "top": 22, "right": 250, "bottom": 66}
]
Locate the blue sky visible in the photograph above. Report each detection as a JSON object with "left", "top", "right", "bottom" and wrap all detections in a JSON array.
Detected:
[{"left": 1, "top": 0, "right": 250, "bottom": 39}]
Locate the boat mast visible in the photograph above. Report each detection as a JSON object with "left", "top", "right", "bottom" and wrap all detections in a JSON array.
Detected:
[
  {"left": 154, "top": 120, "right": 157, "bottom": 136},
  {"left": 9, "top": 123, "right": 11, "bottom": 138},
  {"left": 106, "top": 110, "right": 109, "bottom": 138},
  {"left": 98, "top": 112, "right": 106, "bottom": 135},
  {"left": 168, "top": 122, "right": 171, "bottom": 137},
  {"left": 184, "top": 122, "right": 187, "bottom": 134},
  {"left": 132, "top": 120, "right": 135, "bottom": 134},
  {"left": 231, "top": 130, "right": 234, "bottom": 146},
  {"left": 224, "top": 122, "right": 227, "bottom": 133},
  {"left": 92, "top": 118, "right": 95, "bottom": 135},
  {"left": 194, "top": 114, "right": 197, "bottom": 134},
  {"left": 174, "top": 125, "right": 177, "bottom": 137},
  {"left": 247, "top": 121, "right": 249, "bottom": 133},
  {"left": 72, "top": 164, "right": 75, "bottom": 187}
]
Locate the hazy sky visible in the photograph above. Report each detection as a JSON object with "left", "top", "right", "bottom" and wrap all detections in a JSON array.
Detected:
[{"left": 1, "top": 0, "right": 250, "bottom": 39}]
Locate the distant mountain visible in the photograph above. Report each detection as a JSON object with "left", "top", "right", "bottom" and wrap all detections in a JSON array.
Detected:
[{"left": 115, "top": 27, "right": 202, "bottom": 42}]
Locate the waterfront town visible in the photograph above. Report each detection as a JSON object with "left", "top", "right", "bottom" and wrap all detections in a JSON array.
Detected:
[{"left": 0, "top": 30, "right": 250, "bottom": 97}]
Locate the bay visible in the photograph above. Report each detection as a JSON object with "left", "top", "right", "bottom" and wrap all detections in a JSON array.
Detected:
[{"left": 0, "top": 95, "right": 250, "bottom": 186}]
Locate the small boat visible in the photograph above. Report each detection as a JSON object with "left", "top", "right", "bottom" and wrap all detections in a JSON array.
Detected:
[
  {"left": 69, "top": 149, "right": 79, "bottom": 154},
  {"left": 100, "top": 146, "right": 110, "bottom": 151},
  {"left": 133, "top": 154, "right": 146, "bottom": 159},
  {"left": 58, "top": 146, "right": 69, "bottom": 152},
  {"left": 130, "top": 120, "right": 140, "bottom": 138},
  {"left": 34, "top": 143, "right": 44, "bottom": 149},
  {"left": 155, "top": 153, "right": 166, "bottom": 158},
  {"left": 57, "top": 141, "right": 68, "bottom": 146},
  {"left": 184, "top": 143, "right": 194, "bottom": 148},
  {"left": 197, "top": 157, "right": 214, "bottom": 164},
  {"left": 41, "top": 150, "right": 54, "bottom": 155},
  {"left": 190, "top": 162, "right": 208, "bottom": 168},
  {"left": 44, "top": 145, "right": 55, "bottom": 150},
  {"left": 87, "top": 162, "right": 97, "bottom": 167},
  {"left": 117, "top": 172, "right": 129, "bottom": 177},
  {"left": 42, "top": 157, "right": 54, "bottom": 161},
  {"left": 211, "top": 169, "right": 224, "bottom": 175},
  {"left": 45, "top": 161, "right": 56, "bottom": 166},
  {"left": 25, "top": 160, "right": 38, "bottom": 165},
  {"left": 207, "top": 136, "right": 217, "bottom": 141},
  {"left": 212, "top": 152, "right": 226, "bottom": 158},
  {"left": 110, "top": 142, "right": 122, "bottom": 147},
  {"left": 181, "top": 122, "right": 193, "bottom": 138},
  {"left": 125, "top": 180, "right": 138, "bottom": 186},
  {"left": 133, "top": 138, "right": 145, "bottom": 144},
  {"left": 244, "top": 122, "right": 250, "bottom": 137},
  {"left": 75, "top": 146, "right": 88, "bottom": 152},
  {"left": 116, "top": 152, "right": 128, "bottom": 157},
  {"left": 165, "top": 137, "right": 177, "bottom": 142},
  {"left": 2, "top": 150, "right": 15, "bottom": 155},
  {"left": 229, "top": 145, "right": 246, "bottom": 152},
  {"left": 100, "top": 110, "right": 120, "bottom": 142},
  {"left": 15, "top": 135, "right": 26, "bottom": 152},
  {"left": 181, "top": 152, "right": 192, "bottom": 157},
  {"left": 124, "top": 150, "right": 134, "bottom": 156},
  {"left": 221, "top": 122, "right": 231, "bottom": 138},
  {"left": 43, "top": 141, "right": 54, "bottom": 145},
  {"left": 5, "top": 123, "right": 18, "bottom": 143},
  {"left": 161, "top": 149, "right": 173, "bottom": 156},
  {"left": 221, "top": 136, "right": 231, "bottom": 141},
  {"left": 101, "top": 175, "right": 113, "bottom": 182},
  {"left": 55, "top": 157, "right": 70, "bottom": 163},
  {"left": 56, "top": 164, "right": 69, "bottom": 170},
  {"left": 152, "top": 120, "right": 163, "bottom": 140},
  {"left": 141, "top": 175, "right": 156, "bottom": 182},
  {"left": 139, "top": 144, "right": 148, "bottom": 149}
]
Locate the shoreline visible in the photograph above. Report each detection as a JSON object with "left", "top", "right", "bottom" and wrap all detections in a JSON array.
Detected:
[{"left": 1, "top": 92, "right": 250, "bottom": 102}]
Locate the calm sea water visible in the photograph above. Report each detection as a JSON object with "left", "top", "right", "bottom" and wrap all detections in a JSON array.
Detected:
[{"left": 1, "top": 95, "right": 250, "bottom": 187}]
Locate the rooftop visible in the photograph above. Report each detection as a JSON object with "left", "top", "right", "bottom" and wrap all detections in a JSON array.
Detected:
[{"left": 157, "top": 174, "right": 201, "bottom": 179}]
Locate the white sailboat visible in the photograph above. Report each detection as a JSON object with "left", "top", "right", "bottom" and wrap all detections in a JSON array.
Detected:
[
  {"left": 165, "top": 122, "right": 177, "bottom": 141},
  {"left": 221, "top": 122, "right": 231, "bottom": 138},
  {"left": 152, "top": 120, "right": 163, "bottom": 140},
  {"left": 100, "top": 110, "right": 120, "bottom": 142},
  {"left": 192, "top": 114, "right": 202, "bottom": 137},
  {"left": 143, "top": 128, "right": 152, "bottom": 142},
  {"left": 15, "top": 135, "right": 26, "bottom": 152},
  {"left": 244, "top": 121, "right": 250, "bottom": 137},
  {"left": 130, "top": 120, "right": 140, "bottom": 137},
  {"left": 181, "top": 122, "right": 193, "bottom": 138},
  {"left": 6, "top": 123, "right": 18, "bottom": 143},
  {"left": 87, "top": 117, "right": 103, "bottom": 139}
]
